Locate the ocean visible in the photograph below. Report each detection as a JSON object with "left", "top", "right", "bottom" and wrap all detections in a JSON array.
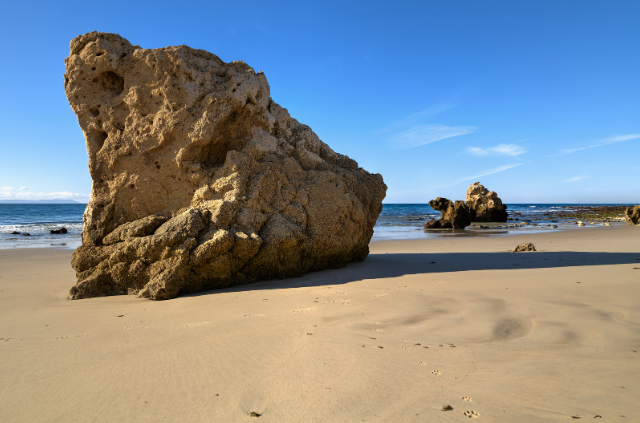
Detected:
[{"left": 0, "top": 203, "right": 631, "bottom": 249}]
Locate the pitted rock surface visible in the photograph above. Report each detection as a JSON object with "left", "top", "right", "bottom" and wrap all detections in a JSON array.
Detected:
[
  {"left": 65, "top": 32, "right": 386, "bottom": 300},
  {"left": 465, "top": 182, "right": 508, "bottom": 222}
]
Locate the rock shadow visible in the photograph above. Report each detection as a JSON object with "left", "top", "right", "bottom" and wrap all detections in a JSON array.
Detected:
[{"left": 182, "top": 251, "right": 640, "bottom": 297}]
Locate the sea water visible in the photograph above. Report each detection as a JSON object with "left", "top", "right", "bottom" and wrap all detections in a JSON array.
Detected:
[
  {"left": 372, "top": 203, "right": 630, "bottom": 239},
  {"left": 0, "top": 204, "right": 85, "bottom": 249},
  {"left": 0, "top": 203, "right": 629, "bottom": 248}
]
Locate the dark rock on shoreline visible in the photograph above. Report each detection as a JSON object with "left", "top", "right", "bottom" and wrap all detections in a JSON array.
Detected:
[
  {"left": 11, "top": 231, "right": 21, "bottom": 235},
  {"left": 424, "top": 198, "right": 471, "bottom": 229},
  {"left": 626, "top": 206, "right": 640, "bottom": 225},
  {"left": 50, "top": 227, "right": 68, "bottom": 234}
]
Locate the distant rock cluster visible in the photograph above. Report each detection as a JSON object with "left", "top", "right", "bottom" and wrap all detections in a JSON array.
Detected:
[
  {"left": 64, "top": 32, "right": 386, "bottom": 301},
  {"left": 424, "top": 182, "right": 507, "bottom": 229}
]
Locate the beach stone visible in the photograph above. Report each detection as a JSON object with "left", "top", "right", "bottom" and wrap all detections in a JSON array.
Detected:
[
  {"left": 11, "top": 231, "right": 21, "bottom": 235},
  {"left": 465, "top": 182, "right": 508, "bottom": 222},
  {"left": 513, "top": 243, "right": 536, "bottom": 252},
  {"left": 64, "top": 32, "right": 386, "bottom": 300},
  {"left": 625, "top": 205, "right": 640, "bottom": 225},
  {"left": 22, "top": 233, "right": 30, "bottom": 236},
  {"left": 424, "top": 197, "right": 471, "bottom": 229}
]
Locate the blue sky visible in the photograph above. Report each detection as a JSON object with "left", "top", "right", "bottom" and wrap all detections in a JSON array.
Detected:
[{"left": 0, "top": 1, "right": 638, "bottom": 203}]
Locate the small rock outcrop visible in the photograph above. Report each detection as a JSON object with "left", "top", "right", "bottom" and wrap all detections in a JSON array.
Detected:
[
  {"left": 513, "top": 243, "right": 536, "bottom": 252},
  {"left": 64, "top": 32, "right": 386, "bottom": 300},
  {"left": 50, "top": 227, "right": 68, "bottom": 234},
  {"left": 424, "top": 198, "right": 471, "bottom": 229},
  {"left": 465, "top": 182, "right": 508, "bottom": 222},
  {"left": 625, "top": 206, "right": 640, "bottom": 225}
]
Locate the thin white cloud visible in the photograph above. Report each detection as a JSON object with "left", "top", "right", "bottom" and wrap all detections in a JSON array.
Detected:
[
  {"left": 376, "top": 103, "right": 457, "bottom": 134},
  {"left": 0, "top": 187, "right": 89, "bottom": 201},
  {"left": 390, "top": 124, "right": 477, "bottom": 149},
  {"left": 467, "top": 143, "right": 527, "bottom": 157},
  {"left": 441, "top": 163, "right": 522, "bottom": 187},
  {"left": 565, "top": 175, "right": 590, "bottom": 182},
  {"left": 559, "top": 133, "right": 640, "bottom": 155}
]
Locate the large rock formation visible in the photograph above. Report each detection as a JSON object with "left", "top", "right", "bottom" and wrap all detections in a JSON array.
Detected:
[
  {"left": 465, "top": 182, "right": 508, "bottom": 222},
  {"left": 64, "top": 32, "right": 386, "bottom": 300},
  {"left": 423, "top": 198, "right": 471, "bottom": 229},
  {"left": 625, "top": 205, "right": 640, "bottom": 225}
]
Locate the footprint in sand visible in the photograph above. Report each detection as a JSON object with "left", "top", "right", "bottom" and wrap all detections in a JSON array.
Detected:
[
  {"left": 462, "top": 396, "right": 473, "bottom": 401},
  {"left": 419, "top": 361, "right": 427, "bottom": 366},
  {"left": 1, "top": 338, "right": 13, "bottom": 341},
  {"left": 56, "top": 334, "right": 87, "bottom": 340},
  {"left": 432, "top": 370, "right": 442, "bottom": 375},
  {"left": 464, "top": 410, "right": 479, "bottom": 418},
  {"left": 374, "top": 294, "right": 386, "bottom": 298},
  {"left": 401, "top": 345, "right": 411, "bottom": 349},
  {"left": 183, "top": 322, "right": 209, "bottom": 327}
]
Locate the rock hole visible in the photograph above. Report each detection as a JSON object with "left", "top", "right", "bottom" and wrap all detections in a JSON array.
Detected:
[
  {"left": 89, "top": 129, "right": 108, "bottom": 151},
  {"left": 89, "top": 107, "right": 100, "bottom": 117},
  {"left": 188, "top": 107, "right": 254, "bottom": 168},
  {"left": 96, "top": 52, "right": 104, "bottom": 56},
  {"left": 93, "top": 71, "right": 124, "bottom": 96},
  {"left": 236, "top": 82, "right": 241, "bottom": 87},
  {"left": 120, "top": 52, "right": 127, "bottom": 59},
  {"left": 91, "top": 67, "right": 96, "bottom": 71}
]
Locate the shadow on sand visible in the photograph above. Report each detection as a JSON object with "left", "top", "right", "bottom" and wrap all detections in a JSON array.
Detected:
[{"left": 183, "top": 251, "right": 640, "bottom": 298}]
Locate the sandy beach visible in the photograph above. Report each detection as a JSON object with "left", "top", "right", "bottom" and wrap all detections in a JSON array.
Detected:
[{"left": 1, "top": 225, "right": 639, "bottom": 422}]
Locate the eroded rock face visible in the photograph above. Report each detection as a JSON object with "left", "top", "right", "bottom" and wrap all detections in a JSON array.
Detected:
[
  {"left": 65, "top": 32, "right": 386, "bottom": 300},
  {"left": 625, "top": 205, "right": 640, "bottom": 225},
  {"left": 423, "top": 198, "right": 471, "bottom": 229},
  {"left": 465, "top": 182, "right": 507, "bottom": 222}
]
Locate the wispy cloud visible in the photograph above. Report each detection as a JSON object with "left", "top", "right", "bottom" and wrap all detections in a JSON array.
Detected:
[
  {"left": 376, "top": 103, "right": 458, "bottom": 134},
  {"left": 558, "top": 133, "right": 640, "bottom": 155},
  {"left": 565, "top": 175, "right": 590, "bottom": 182},
  {"left": 0, "top": 187, "right": 89, "bottom": 201},
  {"left": 389, "top": 124, "right": 477, "bottom": 149},
  {"left": 467, "top": 143, "right": 527, "bottom": 157},
  {"left": 440, "top": 163, "right": 522, "bottom": 187}
]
